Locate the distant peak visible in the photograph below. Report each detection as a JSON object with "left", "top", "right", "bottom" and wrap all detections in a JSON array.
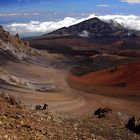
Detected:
[{"left": 43, "top": 17, "right": 135, "bottom": 39}]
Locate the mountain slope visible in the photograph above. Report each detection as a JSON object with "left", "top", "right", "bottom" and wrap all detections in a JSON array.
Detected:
[{"left": 43, "top": 17, "right": 135, "bottom": 38}]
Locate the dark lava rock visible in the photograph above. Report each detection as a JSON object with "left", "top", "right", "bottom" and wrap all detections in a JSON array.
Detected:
[
  {"left": 36, "top": 105, "right": 43, "bottom": 110},
  {"left": 126, "top": 116, "right": 136, "bottom": 131},
  {"left": 94, "top": 107, "right": 112, "bottom": 118},
  {"left": 43, "top": 103, "right": 48, "bottom": 110},
  {"left": 135, "top": 124, "right": 140, "bottom": 134},
  {"left": 126, "top": 116, "right": 140, "bottom": 134},
  {"left": 36, "top": 103, "right": 48, "bottom": 110}
]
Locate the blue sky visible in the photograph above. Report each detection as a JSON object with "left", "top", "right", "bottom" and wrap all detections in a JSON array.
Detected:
[
  {"left": 0, "top": 0, "right": 140, "bottom": 36},
  {"left": 0, "top": 0, "right": 140, "bottom": 15}
]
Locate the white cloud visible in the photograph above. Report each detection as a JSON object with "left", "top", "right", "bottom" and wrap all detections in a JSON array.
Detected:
[
  {"left": 0, "top": 13, "right": 40, "bottom": 17},
  {"left": 121, "top": 0, "right": 140, "bottom": 4},
  {"left": 4, "top": 14, "right": 140, "bottom": 37},
  {"left": 0, "top": 13, "right": 21, "bottom": 16},
  {"left": 98, "top": 14, "right": 140, "bottom": 31},
  {"left": 5, "top": 16, "right": 95, "bottom": 36},
  {"left": 96, "top": 4, "right": 117, "bottom": 7}
]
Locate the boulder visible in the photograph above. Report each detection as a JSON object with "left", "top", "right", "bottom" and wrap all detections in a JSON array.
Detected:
[
  {"left": 126, "top": 116, "right": 140, "bottom": 134},
  {"left": 43, "top": 103, "right": 48, "bottom": 110},
  {"left": 126, "top": 116, "right": 135, "bottom": 131},
  {"left": 35, "top": 103, "right": 49, "bottom": 111},
  {"left": 94, "top": 107, "right": 112, "bottom": 118},
  {"left": 35, "top": 105, "right": 43, "bottom": 110}
]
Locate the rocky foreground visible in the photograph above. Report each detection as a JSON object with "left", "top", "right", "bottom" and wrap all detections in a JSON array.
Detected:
[{"left": 0, "top": 91, "right": 140, "bottom": 140}]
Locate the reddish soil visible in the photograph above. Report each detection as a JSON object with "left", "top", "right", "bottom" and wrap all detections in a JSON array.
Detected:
[{"left": 68, "top": 61, "right": 140, "bottom": 90}]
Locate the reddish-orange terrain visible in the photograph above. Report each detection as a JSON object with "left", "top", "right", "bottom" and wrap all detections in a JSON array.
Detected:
[{"left": 68, "top": 61, "right": 140, "bottom": 94}]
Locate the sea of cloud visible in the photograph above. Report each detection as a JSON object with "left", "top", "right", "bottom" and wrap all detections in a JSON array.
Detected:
[
  {"left": 121, "top": 0, "right": 140, "bottom": 4},
  {"left": 4, "top": 14, "right": 140, "bottom": 37}
]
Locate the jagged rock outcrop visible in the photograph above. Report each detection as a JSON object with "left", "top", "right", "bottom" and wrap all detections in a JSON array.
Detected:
[{"left": 0, "top": 26, "right": 29, "bottom": 60}]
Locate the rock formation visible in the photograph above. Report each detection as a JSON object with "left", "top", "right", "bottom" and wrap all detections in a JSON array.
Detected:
[{"left": 0, "top": 25, "right": 29, "bottom": 60}]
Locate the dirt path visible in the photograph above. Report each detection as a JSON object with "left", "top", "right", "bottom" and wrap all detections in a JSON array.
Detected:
[{"left": 2, "top": 61, "right": 140, "bottom": 117}]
